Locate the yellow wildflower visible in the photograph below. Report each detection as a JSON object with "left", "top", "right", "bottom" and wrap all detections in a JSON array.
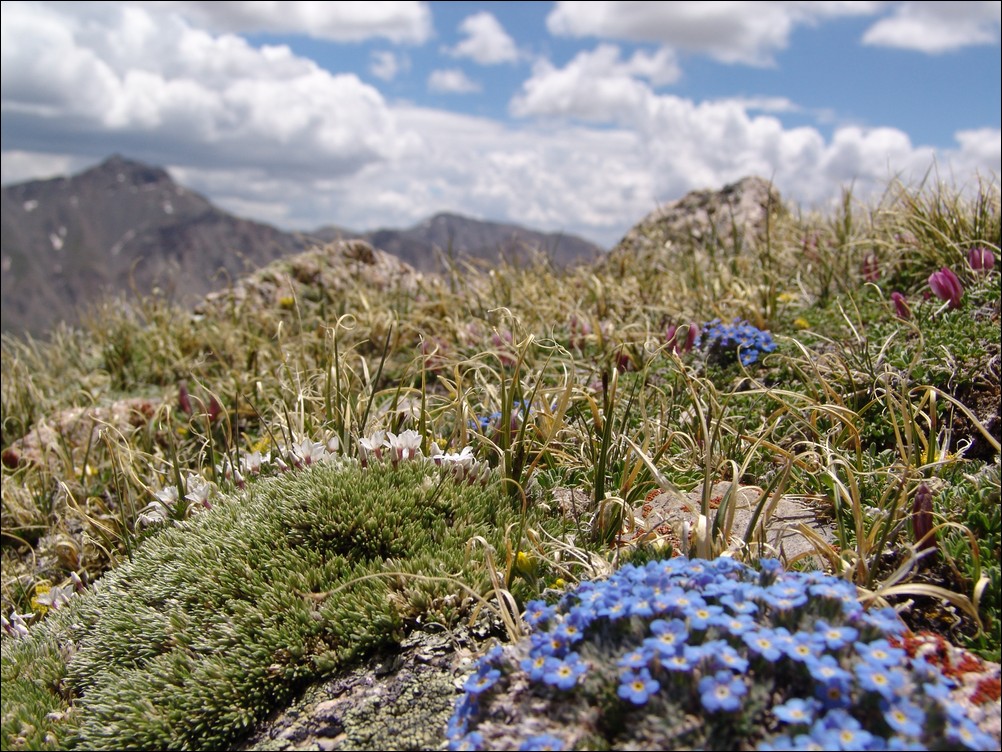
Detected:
[{"left": 31, "top": 581, "right": 52, "bottom": 615}]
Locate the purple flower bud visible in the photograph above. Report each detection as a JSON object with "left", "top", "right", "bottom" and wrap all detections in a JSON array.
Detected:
[
  {"left": 208, "top": 397, "right": 222, "bottom": 423},
  {"left": 927, "top": 267, "right": 963, "bottom": 309},
  {"left": 968, "top": 247, "right": 995, "bottom": 272},
  {"left": 861, "top": 252, "right": 880, "bottom": 282},
  {"left": 666, "top": 322, "right": 699, "bottom": 354},
  {"left": 178, "top": 381, "right": 193, "bottom": 415},
  {"left": 890, "top": 291, "right": 911, "bottom": 320},
  {"left": 615, "top": 348, "right": 634, "bottom": 372},
  {"left": 912, "top": 483, "right": 936, "bottom": 555}
]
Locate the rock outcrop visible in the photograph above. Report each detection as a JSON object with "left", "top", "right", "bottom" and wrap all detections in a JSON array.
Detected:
[
  {"left": 194, "top": 239, "right": 420, "bottom": 319},
  {"left": 240, "top": 621, "right": 497, "bottom": 751},
  {"left": 612, "top": 176, "right": 783, "bottom": 257}
]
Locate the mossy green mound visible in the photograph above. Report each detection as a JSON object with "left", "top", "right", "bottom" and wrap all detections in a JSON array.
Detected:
[{"left": 2, "top": 460, "right": 560, "bottom": 750}]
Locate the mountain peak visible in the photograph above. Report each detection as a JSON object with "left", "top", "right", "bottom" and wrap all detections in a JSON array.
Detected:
[
  {"left": 84, "top": 154, "right": 173, "bottom": 188},
  {"left": 1, "top": 156, "right": 308, "bottom": 336}
]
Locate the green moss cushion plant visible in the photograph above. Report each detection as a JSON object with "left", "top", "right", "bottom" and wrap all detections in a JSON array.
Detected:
[{"left": 2, "top": 458, "right": 559, "bottom": 750}]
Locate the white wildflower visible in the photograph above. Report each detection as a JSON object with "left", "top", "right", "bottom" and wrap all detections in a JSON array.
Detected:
[
  {"left": 433, "top": 445, "right": 476, "bottom": 468},
  {"left": 137, "top": 500, "right": 169, "bottom": 528},
  {"left": 239, "top": 450, "right": 266, "bottom": 477},
  {"left": 359, "top": 430, "right": 388, "bottom": 464},
  {"left": 2, "top": 611, "right": 32, "bottom": 639},
  {"left": 184, "top": 473, "right": 213, "bottom": 510},
  {"left": 289, "top": 437, "right": 329, "bottom": 467},
  {"left": 432, "top": 445, "right": 485, "bottom": 483},
  {"left": 154, "top": 485, "right": 179, "bottom": 507},
  {"left": 387, "top": 429, "right": 423, "bottom": 462}
]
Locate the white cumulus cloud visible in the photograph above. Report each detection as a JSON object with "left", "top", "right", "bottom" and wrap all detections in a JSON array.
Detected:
[
  {"left": 0, "top": 151, "right": 89, "bottom": 186},
  {"left": 446, "top": 11, "right": 520, "bottom": 64},
  {"left": 285, "top": 106, "right": 655, "bottom": 244},
  {"left": 950, "top": 127, "right": 1002, "bottom": 173},
  {"left": 862, "top": 1, "right": 1001, "bottom": 53},
  {"left": 370, "top": 50, "right": 409, "bottom": 81},
  {"left": 510, "top": 44, "right": 679, "bottom": 122},
  {"left": 509, "top": 46, "right": 998, "bottom": 233},
  {"left": 546, "top": 1, "right": 880, "bottom": 65},
  {"left": 428, "top": 68, "right": 482, "bottom": 94},
  {"left": 145, "top": 0, "right": 433, "bottom": 43},
  {"left": 0, "top": 2, "right": 416, "bottom": 176},
  {"left": 1, "top": 1, "right": 997, "bottom": 253}
]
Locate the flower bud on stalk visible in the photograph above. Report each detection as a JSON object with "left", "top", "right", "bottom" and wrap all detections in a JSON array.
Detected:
[
  {"left": 890, "top": 291, "right": 911, "bottom": 320},
  {"left": 967, "top": 246, "right": 995, "bottom": 272},
  {"left": 927, "top": 267, "right": 963, "bottom": 309},
  {"left": 912, "top": 483, "right": 937, "bottom": 556}
]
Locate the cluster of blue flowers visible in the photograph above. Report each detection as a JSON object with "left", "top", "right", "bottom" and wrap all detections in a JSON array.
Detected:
[
  {"left": 446, "top": 557, "right": 994, "bottom": 751},
  {"left": 470, "top": 400, "right": 536, "bottom": 433},
  {"left": 698, "top": 318, "right": 777, "bottom": 366}
]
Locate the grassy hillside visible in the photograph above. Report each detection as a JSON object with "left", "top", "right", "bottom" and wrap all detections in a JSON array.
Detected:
[{"left": 1, "top": 176, "right": 999, "bottom": 749}]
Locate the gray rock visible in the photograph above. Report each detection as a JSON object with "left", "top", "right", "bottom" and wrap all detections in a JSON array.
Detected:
[
  {"left": 610, "top": 176, "right": 784, "bottom": 260},
  {"left": 194, "top": 239, "right": 420, "bottom": 320},
  {"left": 240, "top": 620, "right": 496, "bottom": 751}
]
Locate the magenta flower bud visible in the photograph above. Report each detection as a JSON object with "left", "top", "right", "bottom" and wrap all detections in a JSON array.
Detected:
[
  {"left": 967, "top": 246, "right": 995, "bottom": 272},
  {"left": 928, "top": 267, "right": 963, "bottom": 309},
  {"left": 178, "top": 381, "right": 193, "bottom": 415},
  {"left": 666, "top": 322, "right": 699, "bottom": 354},
  {"left": 890, "top": 291, "right": 911, "bottom": 320},
  {"left": 615, "top": 348, "right": 633, "bottom": 373},
  {"left": 912, "top": 483, "right": 936, "bottom": 555},
  {"left": 861, "top": 252, "right": 880, "bottom": 282}
]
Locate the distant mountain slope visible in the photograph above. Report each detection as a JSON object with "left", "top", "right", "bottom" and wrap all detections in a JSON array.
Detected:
[
  {"left": 314, "top": 212, "right": 603, "bottom": 272},
  {"left": 0, "top": 155, "right": 313, "bottom": 336},
  {"left": 1, "top": 156, "right": 605, "bottom": 337}
]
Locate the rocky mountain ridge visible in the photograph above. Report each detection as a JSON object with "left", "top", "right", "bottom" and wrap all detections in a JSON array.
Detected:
[
  {"left": 1, "top": 156, "right": 314, "bottom": 337},
  {"left": 1, "top": 156, "right": 604, "bottom": 337},
  {"left": 316, "top": 211, "right": 602, "bottom": 272}
]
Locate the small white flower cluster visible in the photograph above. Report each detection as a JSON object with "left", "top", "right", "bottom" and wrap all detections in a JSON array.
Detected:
[
  {"left": 216, "top": 449, "right": 273, "bottom": 487},
  {"left": 3, "top": 574, "right": 84, "bottom": 640},
  {"left": 207, "top": 429, "right": 489, "bottom": 492},
  {"left": 215, "top": 434, "right": 341, "bottom": 487},
  {"left": 138, "top": 472, "right": 215, "bottom": 528},
  {"left": 429, "top": 444, "right": 491, "bottom": 485},
  {"left": 358, "top": 429, "right": 423, "bottom": 465},
  {"left": 280, "top": 434, "right": 341, "bottom": 471},
  {"left": 358, "top": 429, "right": 490, "bottom": 482},
  {"left": 33, "top": 580, "right": 77, "bottom": 610}
]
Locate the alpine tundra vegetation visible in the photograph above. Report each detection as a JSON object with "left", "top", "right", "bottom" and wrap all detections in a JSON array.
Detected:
[{"left": 1, "top": 175, "right": 1000, "bottom": 750}]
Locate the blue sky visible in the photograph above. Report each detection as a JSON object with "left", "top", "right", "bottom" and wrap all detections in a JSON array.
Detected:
[{"left": 2, "top": 1, "right": 999, "bottom": 247}]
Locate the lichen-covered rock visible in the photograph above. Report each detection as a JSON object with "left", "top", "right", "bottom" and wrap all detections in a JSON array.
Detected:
[
  {"left": 241, "top": 620, "right": 499, "bottom": 751},
  {"left": 610, "top": 176, "right": 784, "bottom": 261},
  {"left": 194, "top": 240, "right": 420, "bottom": 319},
  {"left": 0, "top": 396, "right": 161, "bottom": 471}
]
